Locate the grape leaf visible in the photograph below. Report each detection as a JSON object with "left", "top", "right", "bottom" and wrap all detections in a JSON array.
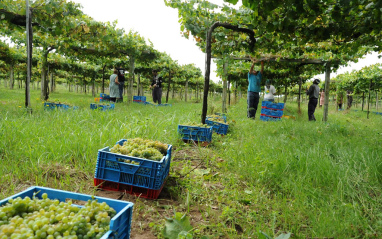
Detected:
[{"left": 163, "top": 212, "right": 193, "bottom": 239}]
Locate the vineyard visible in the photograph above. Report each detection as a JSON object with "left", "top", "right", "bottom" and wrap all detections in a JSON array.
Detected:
[{"left": 1, "top": 0, "right": 382, "bottom": 238}]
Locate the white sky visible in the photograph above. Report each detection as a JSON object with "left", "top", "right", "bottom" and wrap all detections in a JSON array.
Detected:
[
  {"left": 69, "top": 0, "right": 226, "bottom": 82},
  {"left": 314, "top": 51, "right": 382, "bottom": 81},
  {"left": 70, "top": 0, "right": 382, "bottom": 83}
]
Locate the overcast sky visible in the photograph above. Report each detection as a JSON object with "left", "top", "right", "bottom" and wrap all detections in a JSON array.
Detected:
[
  {"left": 69, "top": 0, "right": 225, "bottom": 82},
  {"left": 70, "top": 0, "right": 382, "bottom": 83}
]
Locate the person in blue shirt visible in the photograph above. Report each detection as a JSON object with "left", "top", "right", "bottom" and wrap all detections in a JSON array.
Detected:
[{"left": 247, "top": 60, "right": 264, "bottom": 119}]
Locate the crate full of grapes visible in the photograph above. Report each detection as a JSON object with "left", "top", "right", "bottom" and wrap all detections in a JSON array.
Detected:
[
  {"left": 206, "top": 113, "right": 227, "bottom": 123},
  {"left": 0, "top": 186, "right": 133, "bottom": 239},
  {"left": 90, "top": 103, "right": 115, "bottom": 111},
  {"left": 205, "top": 118, "right": 229, "bottom": 135},
  {"left": 44, "top": 102, "right": 78, "bottom": 110},
  {"left": 178, "top": 124, "right": 213, "bottom": 143},
  {"left": 95, "top": 138, "right": 172, "bottom": 191}
]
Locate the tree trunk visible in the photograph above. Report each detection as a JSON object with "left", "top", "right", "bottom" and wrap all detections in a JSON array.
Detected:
[
  {"left": 222, "top": 62, "right": 228, "bottom": 113},
  {"left": 228, "top": 78, "right": 231, "bottom": 106},
  {"left": 128, "top": 57, "right": 135, "bottom": 103},
  {"left": 239, "top": 84, "right": 242, "bottom": 100},
  {"left": 84, "top": 77, "right": 87, "bottom": 94},
  {"left": 283, "top": 85, "right": 288, "bottom": 103},
  {"left": 102, "top": 64, "right": 106, "bottom": 93},
  {"left": 234, "top": 82, "right": 237, "bottom": 104},
  {"left": 376, "top": 91, "right": 379, "bottom": 111},
  {"left": 180, "top": 88, "right": 183, "bottom": 100},
  {"left": 196, "top": 83, "right": 198, "bottom": 101},
  {"left": 323, "top": 63, "right": 331, "bottom": 122},
  {"left": 18, "top": 72, "right": 21, "bottom": 89},
  {"left": 362, "top": 92, "right": 365, "bottom": 111},
  {"left": 367, "top": 79, "right": 372, "bottom": 119},
  {"left": 166, "top": 70, "right": 171, "bottom": 103},
  {"left": 137, "top": 74, "right": 141, "bottom": 96},
  {"left": 172, "top": 81, "right": 175, "bottom": 99},
  {"left": 25, "top": 2, "right": 32, "bottom": 110},
  {"left": 92, "top": 76, "right": 95, "bottom": 97},
  {"left": 50, "top": 71, "right": 54, "bottom": 92},
  {"left": 9, "top": 64, "right": 14, "bottom": 89},
  {"left": 298, "top": 77, "right": 302, "bottom": 114},
  {"left": 40, "top": 49, "right": 50, "bottom": 101},
  {"left": 185, "top": 79, "right": 188, "bottom": 102}
]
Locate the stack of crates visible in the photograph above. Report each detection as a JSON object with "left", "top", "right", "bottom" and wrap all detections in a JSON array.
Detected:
[
  {"left": 100, "top": 93, "right": 110, "bottom": 102},
  {"left": 90, "top": 103, "right": 115, "bottom": 111},
  {"left": 0, "top": 186, "right": 134, "bottom": 239},
  {"left": 205, "top": 113, "right": 229, "bottom": 135},
  {"left": 260, "top": 101, "right": 285, "bottom": 121},
  {"left": 178, "top": 125, "right": 213, "bottom": 145},
  {"left": 133, "top": 96, "right": 146, "bottom": 103},
  {"left": 94, "top": 139, "right": 172, "bottom": 200}
]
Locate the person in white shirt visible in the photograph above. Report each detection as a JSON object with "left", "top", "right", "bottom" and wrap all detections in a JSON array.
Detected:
[{"left": 264, "top": 80, "right": 276, "bottom": 102}]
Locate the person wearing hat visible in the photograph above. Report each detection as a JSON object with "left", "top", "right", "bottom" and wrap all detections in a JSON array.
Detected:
[
  {"left": 247, "top": 59, "right": 264, "bottom": 119},
  {"left": 150, "top": 69, "right": 163, "bottom": 104},
  {"left": 264, "top": 80, "right": 276, "bottom": 102},
  {"left": 306, "top": 78, "right": 320, "bottom": 121}
]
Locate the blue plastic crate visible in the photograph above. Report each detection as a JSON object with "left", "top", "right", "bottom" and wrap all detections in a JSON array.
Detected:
[
  {"left": 44, "top": 102, "right": 77, "bottom": 110},
  {"left": 95, "top": 139, "right": 172, "bottom": 190},
  {"left": 100, "top": 98, "right": 110, "bottom": 102},
  {"left": 44, "top": 102, "right": 56, "bottom": 110},
  {"left": 0, "top": 186, "right": 133, "bottom": 239},
  {"left": 178, "top": 125, "right": 213, "bottom": 142},
  {"left": 205, "top": 119, "right": 229, "bottom": 135},
  {"left": 57, "top": 103, "right": 78, "bottom": 110},
  {"left": 100, "top": 93, "right": 110, "bottom": 99},
  {"left": 261, "top": 101, "right": 285, "bottom": 110},
  {"left": 133, "top": 96, "right": 146, "bottom": 102},
  {"left": 261, "top": 108, "right": 284, "bottom": 117},
  {"left": 260, "top": 115, "right": 282, "bottom": 121},
  {"left": 90, "top": 103, "right": 115, "bottom": 111}
]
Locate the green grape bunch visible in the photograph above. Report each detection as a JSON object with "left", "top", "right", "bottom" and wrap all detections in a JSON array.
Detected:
[
  {"left": 182, "top": 122, "right": 210, "bottom": 128},
  {"left": 206, "top": 115, "right": 228, "bottom": 124},
  {"left": 110, "top": 138, "right": 168, "bottom": 162},
  {"left": 0, "top": 193, "right": 116, "bottom": 239}
]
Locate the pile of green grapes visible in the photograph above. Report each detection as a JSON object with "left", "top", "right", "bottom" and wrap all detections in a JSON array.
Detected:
[
  {"left": 110, "top": 138, "right": 168, "bottom": 162},
  {"left": 0, "top": 193, "right": 116, "bottom": 239},
  {"left": 181, "top": 122, "right": 210, "bottom": 128},
  {"left": 206, "top": 115, "right": 228, "bottom": 124}
]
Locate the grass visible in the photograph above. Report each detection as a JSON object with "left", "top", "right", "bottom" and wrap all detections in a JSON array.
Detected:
[{"left": 1, "top": 85, "right": 382, "bottom": 238}]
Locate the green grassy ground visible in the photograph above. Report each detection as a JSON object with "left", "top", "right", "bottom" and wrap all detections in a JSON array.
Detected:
[{"left": 0, "top": 85, "right": 381, "bottom": 238}]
